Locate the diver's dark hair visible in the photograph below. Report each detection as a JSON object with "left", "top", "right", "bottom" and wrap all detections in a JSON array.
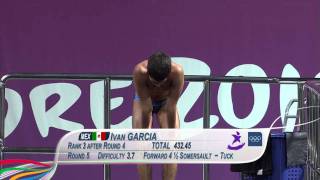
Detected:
[{"left": 147, "top": 51, "right": 171, "bottom": 81}]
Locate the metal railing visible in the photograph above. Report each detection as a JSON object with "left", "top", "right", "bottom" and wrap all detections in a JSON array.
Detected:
[
  {"left": 0, "top": 73, "right": 319, "bottom": 180},
  {"left": 300, "top": 82, "right": 320, "bottom": 180}
]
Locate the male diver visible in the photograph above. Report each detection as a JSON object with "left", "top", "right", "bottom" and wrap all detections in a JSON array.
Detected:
[{"left": 132, "top": 51, "right": 184, "bottom": 180}]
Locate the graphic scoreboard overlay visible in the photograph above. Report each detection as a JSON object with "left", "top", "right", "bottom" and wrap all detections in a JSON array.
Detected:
[{"left": 55, "top": 129, "right": 270, "bottom": 164}]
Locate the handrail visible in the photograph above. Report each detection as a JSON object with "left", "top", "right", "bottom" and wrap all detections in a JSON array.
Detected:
[
  {"left": 283, "top": 99, "right": 299, "bottom": 132},
  {"left": 1, "top": 73, "right": 320, "bottom": 83}
]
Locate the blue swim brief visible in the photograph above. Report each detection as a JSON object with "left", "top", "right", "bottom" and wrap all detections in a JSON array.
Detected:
[{"left": 134, "top": 94, "right": 166, "bottom": 114}]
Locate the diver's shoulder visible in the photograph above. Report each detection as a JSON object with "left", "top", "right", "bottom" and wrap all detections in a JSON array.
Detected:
[
  {"left": 171, "top": 62, "right": 184, "bottom": 75},
  {"left": 133, "top": 60, "right": 148, "bottom": 76}
]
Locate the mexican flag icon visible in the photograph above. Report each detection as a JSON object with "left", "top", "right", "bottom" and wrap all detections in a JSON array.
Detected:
[{"left": 92, "top": 132, "right": 109, "bottom": 141}]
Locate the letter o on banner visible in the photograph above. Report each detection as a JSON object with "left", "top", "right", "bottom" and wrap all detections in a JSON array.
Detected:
[{"left": 218, "top": 64, "right": 270, "bottom": 128}]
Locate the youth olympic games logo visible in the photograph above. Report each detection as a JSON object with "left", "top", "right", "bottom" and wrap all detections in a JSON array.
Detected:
[{"left": 227, "top": 131, "right": 246, "bottom": 150}]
